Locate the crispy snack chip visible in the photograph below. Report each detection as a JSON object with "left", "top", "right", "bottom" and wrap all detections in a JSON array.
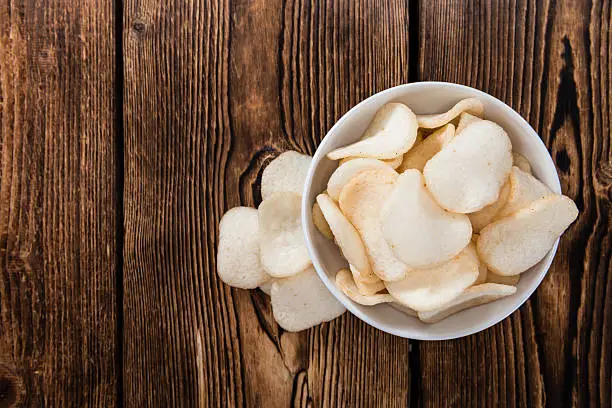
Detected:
[
  {"left": 424, "top": 120, "right": 513, "bottom": 213},
  {"left": 259, "top": 280, "right": 274, "bottom": 295},
  {"left": 335, "top": 269, "right": 394, "bottom": 305},
  {"left": 316, "top": 193, "right": 375, "bottom": 281},
  {"left": 259, "top": 192, "right": 311, "bottom": 278},
  {"left": 340, "top": 155, "right": 404, "bottom": 169},
  {"left": 418, "top": 283, "right": 517, "bottom": 323},
  {"left": 389, "top": 303, "right": 418, "bottom": 317},
  {"left": 468, "top": 242, "right": 489, "bottom": 285},
  {"left": 381, "top": 170, "right": 472, "bottom": 268},
  {"left": 456, "top": 112, "right": 482, "bottom": 134},
  {"left": 398, "top": 124, "right": 455, "bottom": 173},
  {"left": 384, "top": 246, "right": 480, "bottom": 312},
  {"left": 416, "top": 98, "right": 484, "bottom": 129},
  {"left": 512, "top": 152, "right": 532, "bottom": 174},
  {"left": 261, "top": 151, "right": 312, "bottom": 199},
  {"left": 339, "top": 168, "right": 410, "bottom": 281},
  {"left": 327, "top": 158, "right": 392, "bottom": 201},
  {"left": 477, "top": 195, "right": 579, "bottom": 276},
  {"left": 497, "top": 166, "right": 552, "bottom": 218},
  {"left": 271, "top": 267, "right": 345, "bottom": 332},
  {"left": 328, "top": 103, "right": 418, "bottom": 160},
  {"left": 217, "top": 207, "right": 271, "bottom": 288},
  {"left": 312, "top": 202, "right": 334, "bottom": 240},
  {"left": 468, "top": 182, "right": 511, "bottom": 232},
  {"left": 349, "top": 265, "right": 386, "bottom": 296}
]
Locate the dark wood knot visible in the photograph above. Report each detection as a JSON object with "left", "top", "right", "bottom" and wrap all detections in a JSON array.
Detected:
[
  {"left": 132, "top": 21, "right": 146, "bottom": 35},
  {"left": 0, "top": 364, "right": 24, "bottom": 408},
  {"left": 555, "top": 149, "right": 571, "bottom": 173}
]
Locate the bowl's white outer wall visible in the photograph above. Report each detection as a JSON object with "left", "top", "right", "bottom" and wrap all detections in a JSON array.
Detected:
[{"left": 302, "top": 82, "right": 562, "bottom": 340}]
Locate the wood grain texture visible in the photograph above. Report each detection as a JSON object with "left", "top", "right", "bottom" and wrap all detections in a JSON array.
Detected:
[
  {"left": 1, "top": 0, "right": 608, "bottom": 406},
  {"left": 123, "top": 0, "right": 412, "bottom": 406},
  {"left": 0, "top": 0, "right": 118, "bottom": 406},
  {"left": 418, "top": 0, "right": 611, "bottom": 406}
]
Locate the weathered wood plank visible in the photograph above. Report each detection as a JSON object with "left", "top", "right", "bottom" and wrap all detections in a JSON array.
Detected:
[
  {"left": 0, "top": 0, "right": 119, "bottom": 406},
  {"left": 417, "top": 0, "right": 611, "bottom": 406},
  {"left": 123, "top": 0, "right": 412, "bottom": 406}
]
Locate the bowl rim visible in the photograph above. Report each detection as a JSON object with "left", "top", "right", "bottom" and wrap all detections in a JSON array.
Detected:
[{"left": 301, "top": 81, "right": 561, "bottom": 340}]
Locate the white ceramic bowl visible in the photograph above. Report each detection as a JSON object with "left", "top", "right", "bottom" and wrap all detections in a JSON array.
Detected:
[{"left": 302, "top": 82, "right": 561, "bottom": 340}]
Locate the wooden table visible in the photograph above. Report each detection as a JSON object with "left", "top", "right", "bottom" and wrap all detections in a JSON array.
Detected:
[{"left": 0, "top": 0, "right": 610, "bottom": 406}]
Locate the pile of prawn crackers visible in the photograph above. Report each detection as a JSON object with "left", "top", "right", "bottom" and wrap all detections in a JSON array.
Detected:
[{"left": 217, "top": 98, "right": 578, "bottom": 332}]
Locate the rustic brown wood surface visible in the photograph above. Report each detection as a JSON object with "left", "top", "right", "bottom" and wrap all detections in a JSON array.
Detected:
[
  {"left": 418, "top": 1, "right": 611, "bottom": 407},
  {"left": 0, "top": 0, "right": 119, "bottom": 406},
  {"left": 0, "top": 0, "right": 610, "bottom": 407},
  {"left": 123, "top": 1, "right": 411, "bottom": 406}
]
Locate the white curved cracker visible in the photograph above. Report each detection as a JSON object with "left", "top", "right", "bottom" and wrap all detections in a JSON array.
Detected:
[
  {"left": 348, "top": 265, "right": 385, "bottom": 296},
  {"left": 261, "top": 151, "right": 312, "bottom": 199},
  {"left": 381, "top": 169, "right": 472, "bottom": 268},
  {"left": 339, "top": 168, "right": 409, "bottom": 281},
  {"left": 259, "top": 192, "right": 311, "bottom": 278},
  {"left": 271, "top": 267, "right": 346, "bottom": 332},
  {"left": 477, "top": 195, "right": 579, "bottom": 276},
  {"left": 327, "top": 103, "right": 418, "bottom": 160},
  {"left": 398, "top": 124, "right": 455, "bottom": 173},
  {"left": 468, "top": 182, "right": 511, "bottom": 232},
  {"left": 417, "top": 283, "right": 517, "bottom": 323},
  {"left": 312, "top": 202, "right": 334, "bottom": 240},
  {"left": 512, "top": 152, "right": 532, "bottom": 174},
  {"left": 217, "top": 207, "right": 271, "bottom": 288},
  {"left": 327, "top": 158, "right": 391, "bottom": 201},
  {"left": 316, "top": 193, "right": 375, "bottom": 281},
  {"left": 335, "top": 269, "right": 394, "bottom": 305},
  {"left": 259, "top": 280, "right": 274, "bottom": 295},
  {"left": 389, "top": 303, "right": 418, "bottom": 317},
  {"left": 424, "top": 120, "right": 513, "bottom": 213},
  {"left": 456, "top": 112, "right": 482, "bottom": 134},
  {"left": 416, "top": 98, "right": 484, "bottom": 129},
  {"left": 382, "top": 155, "right": 403, "bottom": 169},
  {"left": 384, "top": 246, "right": 480, "bottom": 312},
  {"left": 497, "top": 166, "right": 553, "bottom": 218}
]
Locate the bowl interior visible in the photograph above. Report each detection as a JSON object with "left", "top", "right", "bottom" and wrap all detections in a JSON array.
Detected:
[{"left": 302, "top": 82, "right": 561, "bottom": 340}]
